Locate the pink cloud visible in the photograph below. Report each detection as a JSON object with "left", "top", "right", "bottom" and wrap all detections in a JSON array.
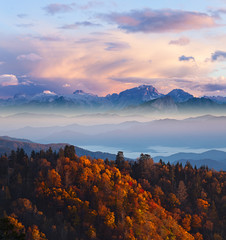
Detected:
[
  {"left": 169, "top": 37, "right": 190, "bottom": 46},
  {"left": 104, "top": 9, "right": 217, "bottom": 33},
  {"left": 0, "top": 74, "right": 18, "bottom": 86},
  {"left": 17, "top": 53, "right": 42, "bottom": 62}
]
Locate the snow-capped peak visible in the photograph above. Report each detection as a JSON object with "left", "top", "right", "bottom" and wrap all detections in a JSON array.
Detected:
[
  {"left": 43, "top": 90, "right": 57, "bottom": 95},
  {"left": 31, "top": 90, "right": 58, "bottom": 102}
]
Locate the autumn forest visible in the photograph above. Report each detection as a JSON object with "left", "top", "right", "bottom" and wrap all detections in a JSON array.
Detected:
[{"left": 0, "top": 146, "right": 225, "bottom": 240}]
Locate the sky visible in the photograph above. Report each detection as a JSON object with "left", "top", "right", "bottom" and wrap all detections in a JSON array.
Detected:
[{"left": 1, "top": 0, "right": 226, "bottom": 97}]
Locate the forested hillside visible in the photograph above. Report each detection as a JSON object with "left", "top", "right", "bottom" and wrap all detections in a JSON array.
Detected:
[{"left": 0, "top": 147, "right": 225, "bottom": 240}]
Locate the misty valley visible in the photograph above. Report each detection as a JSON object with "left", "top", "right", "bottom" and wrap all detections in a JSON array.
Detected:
[
  {"left": 1, "top": 0, "right": 226, "bottom": 238},
  {"left": 0, "top": 85, "right": 225, "bottom": 240}
]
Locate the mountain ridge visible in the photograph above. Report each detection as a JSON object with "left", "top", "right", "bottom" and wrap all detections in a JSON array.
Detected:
[
  {"left": 167, "top": 88, "right": 193, "bottom": 102},
  {"left": 1, "top": 136, "right": 226, "bottom": 170},
  {"left": 154, "top": 149, "right": 226, "bottom": 170},
  {"left": 0, "top": 136, "right": 124, "bottom": 161},
  {"left": 3, "top": 115, "right": 226, "bottom": 154},
  {"left": 1, "top": 84, "right": 225, "bottom": 110}
]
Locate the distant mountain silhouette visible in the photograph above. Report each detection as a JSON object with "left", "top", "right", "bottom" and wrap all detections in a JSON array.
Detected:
[
  {"left": 172, "top": 159, "right": 226, "bottom": 171},
  {"left": 4, "top": 115, "right": 226, "bottom": 158},
  {"left": 0, "top": 136, "right": 67, "bottom": 156},
  {"left": 178, "top": 97, "right": 221, "bottom": 109},
  {"left": 204, "top": 95, "right": 226, "bottom": 104},
  {"left": 0, "top": 136, "right": 120, "bottom": 160},
  {"left": 154, "top": 150, "right": 226, "bottom": 171}
]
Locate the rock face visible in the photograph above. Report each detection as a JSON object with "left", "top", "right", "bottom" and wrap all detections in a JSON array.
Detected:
[
  {"left": 108, "top": 85, "right": 163, "bottom": 108},
  {"left": 139, "top": 95, "right": 178, "bottom": 112},
  {"left": 167, "top": 89, "right": 193, "bottom": 103},
  {"left": 151, "top": 96, "right": 178, "bottom": 111},
  {"left": 73, "top": 90, "right": 86, "bottom": 95},
  {"left": 1, "top": 84, "right": 226, "bottom": 112}
]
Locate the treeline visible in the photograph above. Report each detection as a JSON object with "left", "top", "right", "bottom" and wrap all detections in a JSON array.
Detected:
[{"left": 0, "top": 146, "right": 225, "bottom": 240}]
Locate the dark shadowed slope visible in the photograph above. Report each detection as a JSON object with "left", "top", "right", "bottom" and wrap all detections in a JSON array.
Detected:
[{"left": 0, "top": 136, "right": 119, "bottom": 160}]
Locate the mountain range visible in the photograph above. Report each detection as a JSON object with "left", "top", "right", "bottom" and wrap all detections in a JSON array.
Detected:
[
  {"left": 0, "top": 136, "right": 225, "bottom": 171},
  {"left": 0, "top": 136, "right": 119, "bottom": 161},
  {"left": 154, "top": 150, "right": 226, "bottom": 171},
  {"left": 1, "top": 85, "right": 226, "bottom": 111},
  {"left": 3, "top": 115, "right": 226, "bottom": 156}
]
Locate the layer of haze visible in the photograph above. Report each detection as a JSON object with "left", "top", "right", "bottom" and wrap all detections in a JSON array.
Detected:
[{"left": 1, "top": 109, "right": 226, "bottom": 158}]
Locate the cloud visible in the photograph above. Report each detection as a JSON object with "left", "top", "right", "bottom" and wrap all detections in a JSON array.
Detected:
[
  {"left": 17, "top": 53, "right": 42, "bottom": 62},
  {"left": 111, "top": 77, "right": 192, "bottom": 85},
  {"left": 60, "top": 21, "right": 101, "bottom": 29},
  {"left": 173, "top": 79, "right": 192, "bottom": 84},
  {"left": 169, "top": 37, "right": 190, "bottom": 46},
  {"left": 43, "top": 90, "right": 56, "bottom": 95},
  {"left": 63, "top": 83, "right": 71, "bottom": 88},
  {"left": 211, "top": 50, "right": 226, "bottom": 61},
  {"left": 78, "top": 1, "right": 102, "bottom": 10},
  {"left": 179, "top": 55, "right": 195, "bottom": 61},
  {"left": 111, "top": 77, "right": 155, "bottom": 84},
  {"left": 43, "top": 3, "right": 74, "bottom": 15},
  {"left": 0, "top": 74, "right": 19, "bottom": 86},
  {"left": 16, "top": 24, "right": 34, "bottom": 28},
  {"left": 44, "top": 1, "right": 102, "bottom": 15},
  {"left": 17, "top": 14, "right": 28, "bottom": 18},
  {"left": 105, "top": 42, "right": 130, "bottom": 51},
  {"left": 32, "top": 35, "right": 62, "bottom": 42},
  {"left": 20, "top": 80, "right": 33, "bottom": 86},
  {"left": 209, "top": 8, "right": 226, "bottom": 18},
  {"left": 103, "top": 9, "right": 216, "bottom": 33},
  {"left": 0, "top": 82, "right": 46, "bottom": 98},
  {"left": 1, "top": 26, "right": 211, "bottom": 96},
  {"left": 75, "top": 38, "right": 98, "bottom": 44},
  {"left": 86, "top": 58, "right": 130, "bottom": 75},
  {"left": 196, "top": 83, "right": 226, "bottom": 92}
]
